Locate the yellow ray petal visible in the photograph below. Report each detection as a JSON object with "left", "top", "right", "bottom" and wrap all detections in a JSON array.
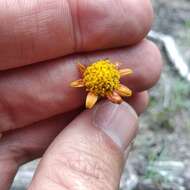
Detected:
[
  {"left": 106, "top": 91, "right": 123, "bottom": 104},
  {"left": 116, "top": 84, "right": 132, "bottom": 97},
  {"left": 70, "top": 79, "right": 84, "bottom": 88},
  {"left": 86, "top": 92, "right": 98, "bottom": 109},
  {"left": 119, "top": 69, "right": 133, "bottom": 77},
  {"left": 77, "top": 62, "right": 86, "bottom": 74}
]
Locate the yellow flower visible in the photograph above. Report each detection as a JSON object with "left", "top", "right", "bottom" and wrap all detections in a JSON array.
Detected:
[{"left": 70, "top": 59, "right": 133, "bottom": 109}]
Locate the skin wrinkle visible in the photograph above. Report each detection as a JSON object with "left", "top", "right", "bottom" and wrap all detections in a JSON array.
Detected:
[
  {"left": 54, "top": 155, "right": 107, "bottom": 180},
  {"left": 7, "top": 1, "right": 39, "bottom": 63},
  {"left": 67, "top": 0, "right": 82, "bottom": 52},
  {"left": 0, "top": 137, "right": 40, "bottom": 189},
  {"left": 0, "top": 160, "right": 18, "bottom": 190},
  {"left": 1, "top": 127, "right": 35, "bottom": 164},
  {"left": 44, "top": 174, "right": 73, "bottom": 190},
  {"left": 0, "top": 143, "right": 24, "bottom": 167},
  {"left": 0, "top": 0, "right": 75, "bottom": 68},
  {"left": 23, "top": 0, "right": 40, "bottom": 62},
  {"left": 0, "top": 0, "right": 153, "bottom": 69},
  {"left": 75, "top": 0, "right": 83, "bottom": 51},
  {"left": 4, "top": 136, "right": 43, "bottom": 165},
  {"left": 28, "top": 108, "right": 124, "bottom": 190},
  {"left": 23, "top": 0, "right": 61, "bottom": 60},
  {"left": 0, "top": 1, "right": 16, "bottom": 62},
  {"left": 45, "top": 159, "right": 116, "bottom": 190},
  {"left": 54, "top": 145, "right": 116, "bottom": 181},
  {"left": 53, "top": 119, "right": 122, "bottom": 179}
]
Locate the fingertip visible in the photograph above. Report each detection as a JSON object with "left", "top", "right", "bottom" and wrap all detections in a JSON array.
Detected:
[
  {"left": 127, "top": 91, "right": 149, "bottom": 115},
  {"left": 123, "top": 39, "right": 163, "bottom": 91},
  {"left": 143, "top": 40, "right": 163, "bottom": 88},
  {"left": 128, "top": 0, "right": 154, "bottom": 44},
  {"left": 92, "top": 101, "right": 138, "bottom": 151}
]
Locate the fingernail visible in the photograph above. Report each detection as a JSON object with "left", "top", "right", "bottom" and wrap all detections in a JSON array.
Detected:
[{"left": 93, "top": 101, "right": 138, "bottom": 151}]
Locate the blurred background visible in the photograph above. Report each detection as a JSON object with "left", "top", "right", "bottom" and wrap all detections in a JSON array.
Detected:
[{"left": 12, "top": 0, "right": 190, "bottom": 190}]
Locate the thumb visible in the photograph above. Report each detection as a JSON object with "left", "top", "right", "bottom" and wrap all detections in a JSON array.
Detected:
[{"left": 28, "top": 101, "right": 138, "bottom": 190}]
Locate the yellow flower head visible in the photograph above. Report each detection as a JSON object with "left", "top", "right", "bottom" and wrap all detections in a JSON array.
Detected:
[
  {"left": 83, "top": 60, "right": 120, "bottom": 96},
  {"left": 70, "top": 59, "right": 133, "bottom": 109}
]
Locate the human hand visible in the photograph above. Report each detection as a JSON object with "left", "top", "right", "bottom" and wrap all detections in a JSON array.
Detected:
[{"left": 0, "top": 0, "right": 162, "bottom": 189}]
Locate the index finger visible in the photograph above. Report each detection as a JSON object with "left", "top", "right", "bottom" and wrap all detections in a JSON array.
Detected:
[{"left": 0, "top": 0, "right": 153, "bottom": 70}]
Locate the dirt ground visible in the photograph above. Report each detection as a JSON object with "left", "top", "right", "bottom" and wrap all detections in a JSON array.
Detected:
[
  {"left": 120, "top": 1, "right": 190, "bottom": 190},
  {"left": 151, "top": 0, "right": 190, "bottom": 163},
  {"left": 152, "top": 0, "right": 190, "bottom": 65}
]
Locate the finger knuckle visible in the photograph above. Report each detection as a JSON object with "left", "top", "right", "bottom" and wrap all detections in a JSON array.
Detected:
[
  {"left": 145, "top": 40, "right": 163, "bottom": 82},
  {"left": 60, "top": 147, "right": 111, "bottom": 179},
  {"left": 132, "top": 0, "right": 154, "bottom": 40},
  {"left": 46, "top": 145, "right": 117, "bottom": 189}
]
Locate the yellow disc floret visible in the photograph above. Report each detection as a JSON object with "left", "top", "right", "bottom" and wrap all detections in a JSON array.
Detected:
[{"left": 83, "top": 59, "right": 120, "bottom": 96}]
